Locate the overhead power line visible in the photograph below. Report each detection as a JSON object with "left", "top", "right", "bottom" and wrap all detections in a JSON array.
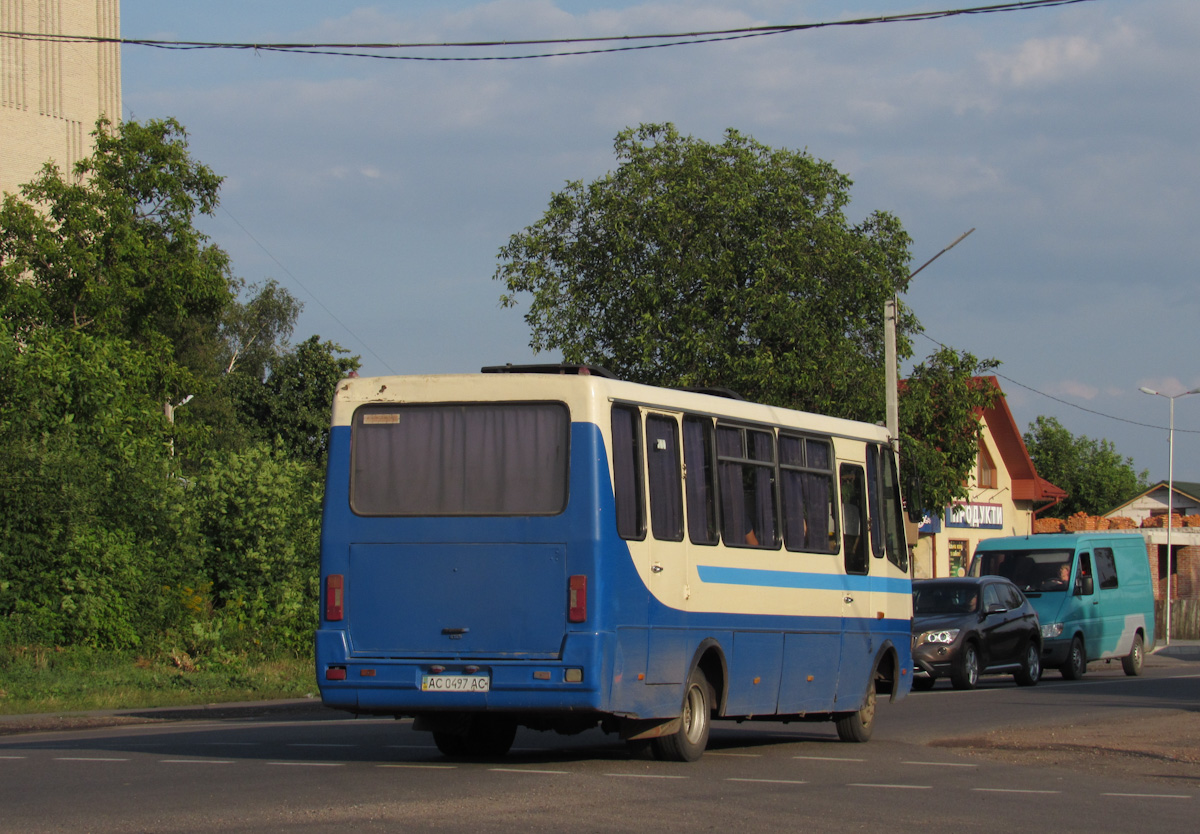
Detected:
[
  {"left": 0, "top": 1, "right": 1097, "bottom": 62},
  {"left": 914, "top": 332, "right": 1200, "bottom": 436}
]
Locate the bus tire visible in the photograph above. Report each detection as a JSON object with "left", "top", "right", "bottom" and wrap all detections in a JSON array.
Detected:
[
  {"left": 434, "top": 715, "right": 517, "bottom": 759},
  {"left": 651, "top": 667, "right": 713, "bottom": 762},
  {"left": 835, "top": 685, "right": 876, "bottom": 743}
]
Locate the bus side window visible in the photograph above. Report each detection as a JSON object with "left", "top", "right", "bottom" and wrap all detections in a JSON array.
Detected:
[
  {"left": 611, "top": 405, "right": 645, "bottom": 540},
  {"left": 646, "top": 415, "right": 684, "bottom": 542},
  {"left": 779, "top": 433, "right": 837, "bottom": 553},
  {"left": 866, "top": 445, "right": 884, "bottom": 559},
  {"left": 841, "top": 464, "right": 868, "bottom": 575},
  {"left": 683, "top": 416, "right": 719, "bottom": 545},
  {"left": 716, "top": 424, "right": 779, "bottom": 549}
]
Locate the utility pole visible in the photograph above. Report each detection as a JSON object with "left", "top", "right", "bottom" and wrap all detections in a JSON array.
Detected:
[{"left": 884, "top": 228, "right": 975, "bottom": 444}]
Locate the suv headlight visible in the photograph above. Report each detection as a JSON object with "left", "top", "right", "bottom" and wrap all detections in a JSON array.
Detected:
[
  {"left": 1041, "top": 623, "right": 1064, "bottom": 639},
  {"left": 917, "top": 628, "right": 960, "bottom": 646}
]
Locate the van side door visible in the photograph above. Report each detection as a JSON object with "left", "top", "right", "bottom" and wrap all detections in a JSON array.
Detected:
[{"left": 1074, "top": 552, "right": 1103, "bottom": 658}]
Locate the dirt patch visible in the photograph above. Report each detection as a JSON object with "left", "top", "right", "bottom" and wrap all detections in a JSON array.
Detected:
[{"left": 932, "top": 708, "right": 1200, "bottom": 786}]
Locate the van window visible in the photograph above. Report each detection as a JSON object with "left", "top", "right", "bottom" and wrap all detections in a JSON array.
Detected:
[
  {"left": 1095, "top": 548, "right": 1119, "bottom": 590},
  {"left": 1077, "top": 553, "right": 1094, "bottom": 596},
  {"left": 972, "top": 548, "right": 1073, "bottom": 593}
]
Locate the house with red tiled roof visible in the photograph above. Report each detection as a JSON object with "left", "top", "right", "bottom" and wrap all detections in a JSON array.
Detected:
[{"left": 912, "top": 377, "right": 1067, "bottom": 578}]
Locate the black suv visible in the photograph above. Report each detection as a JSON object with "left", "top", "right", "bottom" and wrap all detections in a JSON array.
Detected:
[{"left": 911, "top": 576, "right": 1042, "bottom": 690}]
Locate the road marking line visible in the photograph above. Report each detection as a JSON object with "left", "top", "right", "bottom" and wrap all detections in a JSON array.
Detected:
[
  {"left": 287, "top": 743, "right": 356, "bottom": 748},
  {"left": 267, "top": 761, "right": 344, "bottom": 767},
  {"left": 1102, "top": 792, "right": 1191, "bottom": 799},
  {"left": 793, "top": 756, "right": 864, "bottom": 762},
  {"left": 707, "top": 752, "right": 762, "bottom": 758},
  {"left": 972, "top": 788, "right": 1061, "bottom": 794},
  {"left": 54, "top": 757, "right": 129, "bottom": 762},
  {"left": 902, "top": 761, "right": 978, "bottom": 768},
  {"left": 849, "top": 783, "right": 931, "bottom": 790},
  {"left": 0, "top": 755, "right": 27, "bottom": 759},
  {"left": 490, "top": 768, "right": 571, "bottom": 775},
  {"left": 606, "top": 773, "right": 689, "bottom": 780},
  {"left": 727, "top": 778, "right": 808, "bottom": 785},
  {"left": 160, "top": 759, "right": 234, "bottom": 764},
  {"left": 378, "top": 764, "right": 457, "bottom": 770}
]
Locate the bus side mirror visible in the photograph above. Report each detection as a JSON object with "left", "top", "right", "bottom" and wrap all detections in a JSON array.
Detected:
[
  {"left": 905, "top": 474, "right": 924, "bottom": 523},
  {"left": 1076, "top": 576, "right": 1094, "bottom": 596}
]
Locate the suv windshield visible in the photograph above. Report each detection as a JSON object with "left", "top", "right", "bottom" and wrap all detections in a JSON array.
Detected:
[
  {"left": 972, "top": 548, "right": 1073, "bottom": 593},
  {"left": 914, "top": 583, "right": 980, "bottom": 615}
]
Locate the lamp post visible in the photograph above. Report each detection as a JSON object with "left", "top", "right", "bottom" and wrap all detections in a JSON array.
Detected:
[{"left": 1138, "top": 385, "right": 1200, "bottom": 646}]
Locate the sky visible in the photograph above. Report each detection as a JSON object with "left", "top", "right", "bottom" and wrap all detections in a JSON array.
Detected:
[{"left": 116, "top": 1, "right": 1200, "bottom": 484}]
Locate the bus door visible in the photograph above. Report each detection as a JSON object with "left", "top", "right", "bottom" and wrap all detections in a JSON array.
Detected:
[
  {"left": 837, "top": 463, "right": 874, "bottom": 700},
  {"left": 642, "top": 412, "right": 690, "bottom": 684}
]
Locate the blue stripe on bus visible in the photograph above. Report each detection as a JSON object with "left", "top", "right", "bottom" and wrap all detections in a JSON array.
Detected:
[{"left": 696, "top": 565, "right": 911, "bottom": 595}]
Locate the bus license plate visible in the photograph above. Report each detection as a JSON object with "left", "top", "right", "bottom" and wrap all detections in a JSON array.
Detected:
[{"left": 421, "top": 674, "right": 490, "bottom": 693}]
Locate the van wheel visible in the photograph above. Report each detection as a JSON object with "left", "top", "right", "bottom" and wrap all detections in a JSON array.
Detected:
[
  {"left": 1121, "top": 633, "right": 1145, "bottom": 677},
  {"left": 1060, "top": 637, "right": 1086, "bottom": 680},
  {"left": 951, "top": 643, "right": 980, "bottom": 690},
  {"left": 836, "top": 685, "right": 876, "bottom": 743},
  {"left": 1014, "top": 640, "right": 1041, "bottom": 686},
  {"left": 651, "top": 667, "right": 712, "bottom": 762}
]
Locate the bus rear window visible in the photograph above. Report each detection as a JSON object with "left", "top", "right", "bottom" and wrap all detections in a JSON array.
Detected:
[{"left": 350, "top": 403, "right": 569, "bottom": 516}]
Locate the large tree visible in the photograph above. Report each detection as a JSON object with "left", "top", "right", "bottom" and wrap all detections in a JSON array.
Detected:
[
  {"left": 496, "top": 123, "right": 997, "bottom": 510},
  {"left": 1023, "top": 416, "right": 1147, "bottom": 518},
  {"left": 496, "top": 123, "right": 918, "bottom": 419}
]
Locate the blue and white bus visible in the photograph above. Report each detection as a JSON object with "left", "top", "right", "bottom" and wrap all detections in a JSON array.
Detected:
[{"left": 316, "top": 365, "right": 913, "bottom": 761}]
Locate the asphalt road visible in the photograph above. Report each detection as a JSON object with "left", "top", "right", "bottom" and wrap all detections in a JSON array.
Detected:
[{"left": 1, "top": 653, "right": 1197, "bottom": 833}]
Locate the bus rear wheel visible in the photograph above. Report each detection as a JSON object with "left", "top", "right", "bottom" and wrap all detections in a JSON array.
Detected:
[
  {"left": 651, "top": 667, "right": 713, "bottom": 762},
  {"left": 433, "top": 714, "right": 517, "bottom": 759},
  {"left": 836, "top": 685, "right": 876, "bottom": 743}
]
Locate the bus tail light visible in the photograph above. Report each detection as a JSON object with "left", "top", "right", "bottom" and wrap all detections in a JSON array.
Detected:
[
  {"left": 568, "top": 575, "right": 587, "bottom": 623},
  {"left": 326, "top": 574, "right": 344, "bottom": 621}
]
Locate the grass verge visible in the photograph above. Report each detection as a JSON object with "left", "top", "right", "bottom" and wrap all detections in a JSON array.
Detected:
[{"left": 0, "top": 645, "right": 318, "bottom": 715}]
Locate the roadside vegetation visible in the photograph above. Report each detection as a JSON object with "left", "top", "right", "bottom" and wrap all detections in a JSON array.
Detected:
[
  {"left": 2, "top": 119, "right": 1147, "bottom": 715},
  {"left": 0, "top": 645, "right": 315, "bottom": 715},
  {"left": 0, "top": 118, "right": 357, "bottom": 711}
]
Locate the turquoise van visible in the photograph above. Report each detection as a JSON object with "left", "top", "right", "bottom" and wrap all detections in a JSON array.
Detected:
[{"left": 970, "top": 533, "right": 1155, "bottom": 678}]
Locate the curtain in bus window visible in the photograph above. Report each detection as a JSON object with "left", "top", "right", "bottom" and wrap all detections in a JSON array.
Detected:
[
  {"left": 750, "top": 430, "right": 778, "bottom": 548},
  {"left": 683, "top": 417, "right": 718, "bottom": 544},
  {"left": 879, "top": 450, "right": 907, "bottom": 569},
  {"left": 866, "top": 446, "right": 884, "bottom": 558},
  {"left": 717, "top": 426, "right": 748, "bottom": 545},
  {"left": 611, "top": 406, "right": 644, "bottom": 539},
  {"left": 804, "top": 439, "right": 834, "bottom": 552},
  {"left": 647, "top": 415, "right": 684, "bottom": 541},
  {"left": 351, "top": 403, "right": 568, "bottom": 516},
  {"left": 780, "top": 435, "right": 835, "bottom": 553}
]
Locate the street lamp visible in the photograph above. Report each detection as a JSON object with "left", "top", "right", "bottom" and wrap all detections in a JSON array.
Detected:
[{"left": 1138, "top": 385, "right": 1200, "bottom": 647}]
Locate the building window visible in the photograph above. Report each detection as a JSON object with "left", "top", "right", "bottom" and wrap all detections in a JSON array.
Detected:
[{"left": 977, "top": 442, "right": 997, "bottom": 489}]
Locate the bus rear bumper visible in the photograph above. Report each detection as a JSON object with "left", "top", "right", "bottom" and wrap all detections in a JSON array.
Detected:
[{"left": 315, "top": 628, "right": 609, "bottom": 715}]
